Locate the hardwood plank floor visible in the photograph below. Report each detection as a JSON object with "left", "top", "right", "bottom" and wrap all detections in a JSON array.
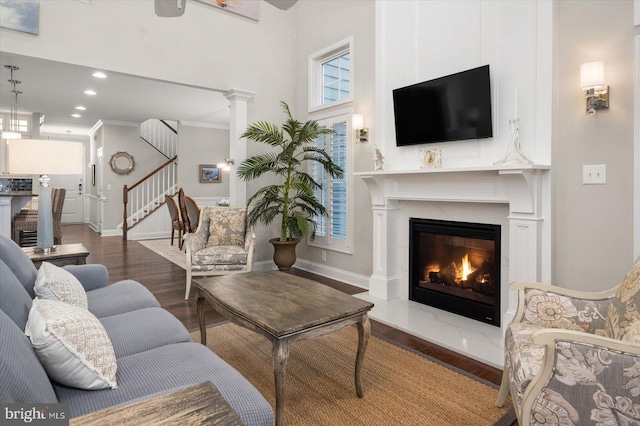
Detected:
[{"left": 62, "top": 224, "right": 504, "bottom": 387}]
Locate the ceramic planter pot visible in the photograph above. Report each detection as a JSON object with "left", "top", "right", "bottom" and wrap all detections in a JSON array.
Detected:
[{"left": 269, "top": 238, "right": 300, "bottom": 273}]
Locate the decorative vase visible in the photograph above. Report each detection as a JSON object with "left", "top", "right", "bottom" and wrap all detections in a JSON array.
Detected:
[
  {"left": 493, "top": 118, "right": 533, "bottom": 166},
  {"left": 269, "top": 238, "right": 300, "bottom": 273}
]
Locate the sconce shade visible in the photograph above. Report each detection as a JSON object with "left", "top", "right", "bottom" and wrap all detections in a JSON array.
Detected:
[
  {"left": 580, "top": 61, "right": 604, "bottom": 90},
  {"left": 7, "top": 139, "right": 83, "bottom": 175},
  {"left": 352, "top": 114, "right": 364, "bottom": 130}
]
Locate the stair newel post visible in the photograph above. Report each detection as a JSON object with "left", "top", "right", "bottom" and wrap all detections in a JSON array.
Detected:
[{"left": 123, "top": 185, "right": 128, "bottom": 241}]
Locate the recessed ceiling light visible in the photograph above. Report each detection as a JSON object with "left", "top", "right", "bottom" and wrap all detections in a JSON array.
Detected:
[
  {"left": 84, "top": 90, "right": 97, "bottom": 95},
  {"left": 92, "top": 71, "right": 107, "bottom": 79},
  {"left": 75, "top": 106, "right": 86, "bottom": 111},
  {"left": 71, "top": 113, "right": 82, "bottom": 118}
]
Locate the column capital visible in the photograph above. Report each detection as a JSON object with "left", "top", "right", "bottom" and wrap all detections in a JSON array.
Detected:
[{"left": 223, "top": 89, "right": 256, "bottom": 102}]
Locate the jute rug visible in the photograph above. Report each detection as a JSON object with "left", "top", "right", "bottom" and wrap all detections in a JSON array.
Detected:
[
  {"left": 138, "top": 238, "right": 187, "bottom": 270},
  {"left": 191, "top": 323, "right": 514, "bottom": 425}
]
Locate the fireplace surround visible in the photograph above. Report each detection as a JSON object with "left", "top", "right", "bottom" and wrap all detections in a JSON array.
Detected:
[
  {"left": 409, "top": 218, "right": 501, "bottom": 326},
  {"left": 355, "top": 165, "right": 550, "bottom": 367}
]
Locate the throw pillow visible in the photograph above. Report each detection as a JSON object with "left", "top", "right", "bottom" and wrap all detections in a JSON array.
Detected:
[
  {"left": 25, "top": 299, "right": 118, "bottom": 390},
  {"left": 206, "top": 208, "right": 246, "bottom": 247},
  {"left": 35, "top": 262, "right": 88, "bottom": 309},
  {"left": 605, "top": 257, "right": 640, "bottom": 341}
]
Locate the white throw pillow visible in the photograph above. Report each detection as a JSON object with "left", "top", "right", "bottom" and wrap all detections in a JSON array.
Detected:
[
  {"left": 35, "top": 262, "right": 88, "bottom": 309},
  {"left": 25, "top": 299, "right": 118, "bottom": 390}
]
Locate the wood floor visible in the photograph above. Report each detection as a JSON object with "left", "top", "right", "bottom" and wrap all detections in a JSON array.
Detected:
[{"left": 62, "top": 224, "right": 503, "bottom": 386}]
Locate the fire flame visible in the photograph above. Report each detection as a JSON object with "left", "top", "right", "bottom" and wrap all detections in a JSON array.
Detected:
[{"left": 461, "top": 254, "right": 475, "bottom": 281}]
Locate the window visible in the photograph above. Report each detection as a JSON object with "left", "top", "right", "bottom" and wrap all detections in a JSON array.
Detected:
[
  {"left": 309, "top": 37, "right": 353, "bottom": 111},
  {"left": 309, "top": 112, "right": 352, "bottom": 253},
  {"left": 322, "top": 52, "right": 350, "bottom": 105}
]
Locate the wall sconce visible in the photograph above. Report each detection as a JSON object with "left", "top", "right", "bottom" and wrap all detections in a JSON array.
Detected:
[
  {"left": 352, "top": 113, "right": 368, "bottom": 143},
  {"left": 580, "top": 61, "right": 609, "bottom": 115},
  {"left": 217, "top": 158, "right": 234, "bottom": 171}
]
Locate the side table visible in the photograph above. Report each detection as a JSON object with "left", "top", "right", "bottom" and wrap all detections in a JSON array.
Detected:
[{"left": 22, "top": 243, "right": 90, "bottom": 268}]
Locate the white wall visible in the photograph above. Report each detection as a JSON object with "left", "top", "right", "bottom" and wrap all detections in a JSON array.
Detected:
[
  {"left": 376, "top": 0, "right": 552, "bottom": 169},
  {"left": 102, "top": 123, "right": 167, "bottom": 230},
  {"left": 1, "top": 0, "right": 297, "bottom": 256},
  {"left": 293, "top": 0, "right": 376, "bottom": 279},
  {"left": 554, "top": 1, "right": 640, "bottom": 290},
  {"left": 177, "top": 124, "right": 230, "bottom": 198}
]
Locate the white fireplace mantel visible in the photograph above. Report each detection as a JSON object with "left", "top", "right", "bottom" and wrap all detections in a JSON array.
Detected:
[{"left": 355, "top": 164, "right": 550, "bottom": 343}]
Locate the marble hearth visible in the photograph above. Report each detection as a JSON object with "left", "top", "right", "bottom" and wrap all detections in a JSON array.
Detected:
[{"left": 354, "top": 165, "right": 550, "bottom": 368}]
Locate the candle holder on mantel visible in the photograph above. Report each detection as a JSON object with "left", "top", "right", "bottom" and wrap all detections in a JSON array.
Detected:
[{"left": 493, "top": 118, "right": 533, "bottom": 166}]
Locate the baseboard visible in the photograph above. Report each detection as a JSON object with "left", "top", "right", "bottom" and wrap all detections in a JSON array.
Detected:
[
  {"left": 100, "top": 229, "right": 121, "bottom": 237},
  {"left": 294, "top": 259, "right": 369, "bottom": 290},
  {"left": 129, "top": 231, "right": 171, "bottom": 241}
]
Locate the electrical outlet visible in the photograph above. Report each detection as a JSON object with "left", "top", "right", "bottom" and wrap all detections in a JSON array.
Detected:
[
  {"left": 321, "top": 250, "right": 327, "bottom": 262},
  {"left": 582, "top": 164, "right": 606, "bottom": 185}
]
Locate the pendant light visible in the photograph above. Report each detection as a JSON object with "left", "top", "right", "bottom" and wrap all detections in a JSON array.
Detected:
[{"left": 2, "top": 65, "right": 22, "bottom": 140}]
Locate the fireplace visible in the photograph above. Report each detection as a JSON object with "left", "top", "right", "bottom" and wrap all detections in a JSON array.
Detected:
[{"left": 409, "top": 218, "right": 501, "bottom": 327}]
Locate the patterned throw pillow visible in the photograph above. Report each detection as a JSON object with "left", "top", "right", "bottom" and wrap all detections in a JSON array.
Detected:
[
  {"left": 35, "top": 262, "right": 88, "bottom": 309},
  {"left": 25, "top": 299, "right": 117, "bottom": 390},
  {"left": 206, "top": 208, "right": 247, "bottom": 248},
  {"left": 605, "top": 257, "right": 640, "bottom": 342}
]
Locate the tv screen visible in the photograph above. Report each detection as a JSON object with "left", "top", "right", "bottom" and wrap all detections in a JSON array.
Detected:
[{"left": 393, "top": 65, "right": 493, "bottom": 146}]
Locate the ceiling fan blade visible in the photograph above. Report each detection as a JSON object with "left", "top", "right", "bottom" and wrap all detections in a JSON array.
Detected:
[
  {"left": 155, "top": 0, "right": 186, "bottom": 17},
  {"left": 264, "top": 0, "right": 297, "bottom": 11}
]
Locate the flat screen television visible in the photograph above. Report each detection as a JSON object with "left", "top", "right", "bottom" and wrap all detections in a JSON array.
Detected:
[{"left": 393, "top": 65, "right": 493, "bottom": 146}]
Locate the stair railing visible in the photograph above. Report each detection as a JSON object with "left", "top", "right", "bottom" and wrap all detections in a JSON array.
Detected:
[
  {"left": 122, "top": 155, "right": 177, "bottom": 240},
  {"left": 140, "top": 119, "right": 178, "bottom": 159}
]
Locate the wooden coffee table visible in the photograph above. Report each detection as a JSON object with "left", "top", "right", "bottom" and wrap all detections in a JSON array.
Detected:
[{"left": 194, "top": 270, "right": 374, "bottom": 426}]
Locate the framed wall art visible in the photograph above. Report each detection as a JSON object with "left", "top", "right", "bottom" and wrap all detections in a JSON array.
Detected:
[
  {"left": 199, "top": 164, "right": 221, "bottom": 183},
  {"left": 196, "top": 0, "right": 259, "bottom": 21},
  {"left": 0, "top": 0, "right": 39, "bottom": 35}
]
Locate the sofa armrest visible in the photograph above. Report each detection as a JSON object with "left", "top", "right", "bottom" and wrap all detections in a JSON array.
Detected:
[
  {"left": 519, "top": 329, "right": 640, "bottom": 426},
  {"left": 63, "top": 264, "right": 109, "bottom": 291},
  {"left": 510, "top": 281, "right": 617, "bottom": 333}
]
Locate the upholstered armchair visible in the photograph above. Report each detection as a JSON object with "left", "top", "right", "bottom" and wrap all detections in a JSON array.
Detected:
[
  {"left": 496, "top": 258, "right": 640, "bottom": 425},
  {"left": 183, "top": 206, "right": 255, "bottom": 300}
]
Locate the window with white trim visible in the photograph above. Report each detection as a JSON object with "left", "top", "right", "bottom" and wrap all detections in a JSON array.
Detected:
[
  {"left": 309, "top": 112, "right": 352, "bottom": 253},
  {"left": 309, "top": 37, "right": 353, "bottom": 111}
]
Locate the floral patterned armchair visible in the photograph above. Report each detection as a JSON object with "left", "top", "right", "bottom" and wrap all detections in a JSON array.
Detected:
[
  {"left": 496, "top": 258, "right": 640, "bottom": 425},
  {"left": 183, "top": 206, "right": 255, "bottom": 301}
]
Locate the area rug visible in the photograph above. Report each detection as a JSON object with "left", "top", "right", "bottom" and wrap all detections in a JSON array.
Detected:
[
  {"left": 191, "top": 323, "right": 514, "bottom": 425},
  {"left": 138, "top": 238, "right": 187, "bottom": 270}
]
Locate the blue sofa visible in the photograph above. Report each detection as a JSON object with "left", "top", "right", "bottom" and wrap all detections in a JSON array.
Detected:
[{"left": 0, "top": 235, "right": 273, "bottom": 424}]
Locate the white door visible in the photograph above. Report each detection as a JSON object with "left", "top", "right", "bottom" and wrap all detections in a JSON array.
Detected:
[{"left": 48, "top": 174, "right": 84, "bottom": 223}]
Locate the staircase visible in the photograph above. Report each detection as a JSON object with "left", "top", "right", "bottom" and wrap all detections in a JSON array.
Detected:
[{"left": 122, "top": 119, "right": 178, "bottom": 240}]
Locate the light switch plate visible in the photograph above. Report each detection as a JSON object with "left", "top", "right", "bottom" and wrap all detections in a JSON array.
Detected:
[{"left": 583, "top": 164, "right": 606, "bottom": 185}]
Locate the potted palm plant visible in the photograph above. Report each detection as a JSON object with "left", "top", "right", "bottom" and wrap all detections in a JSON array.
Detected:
[{"left": 237, "top": 101, "right": 344, "bottom": 272}]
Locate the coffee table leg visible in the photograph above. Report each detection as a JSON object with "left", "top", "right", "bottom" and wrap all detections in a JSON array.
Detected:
[
  {"left": 355, "top": 313, "right": 370, "bottom": 398},
  {"left": 272, "top": 339, "right": 290, "bottom": 426},
  {"left": 196, "top": 290, "right": 206, "bottom": 346}
]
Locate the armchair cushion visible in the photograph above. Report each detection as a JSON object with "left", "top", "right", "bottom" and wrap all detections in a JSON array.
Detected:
[
  {"left": 530, "top": 338, "right": 640, "bottom": 425},
  {"left": 192, "top": 245, "right": 248, "bottom": 268},
  {"left": 606, "top": 257, "right": 640, "bottom": 342},
  {"left": 205, "top": 208, "right": 247, "bottom": 247}
]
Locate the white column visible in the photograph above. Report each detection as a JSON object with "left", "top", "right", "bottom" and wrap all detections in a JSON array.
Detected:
[{"left": 223, "top": 89, "right": 255, "bottom": 206}]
